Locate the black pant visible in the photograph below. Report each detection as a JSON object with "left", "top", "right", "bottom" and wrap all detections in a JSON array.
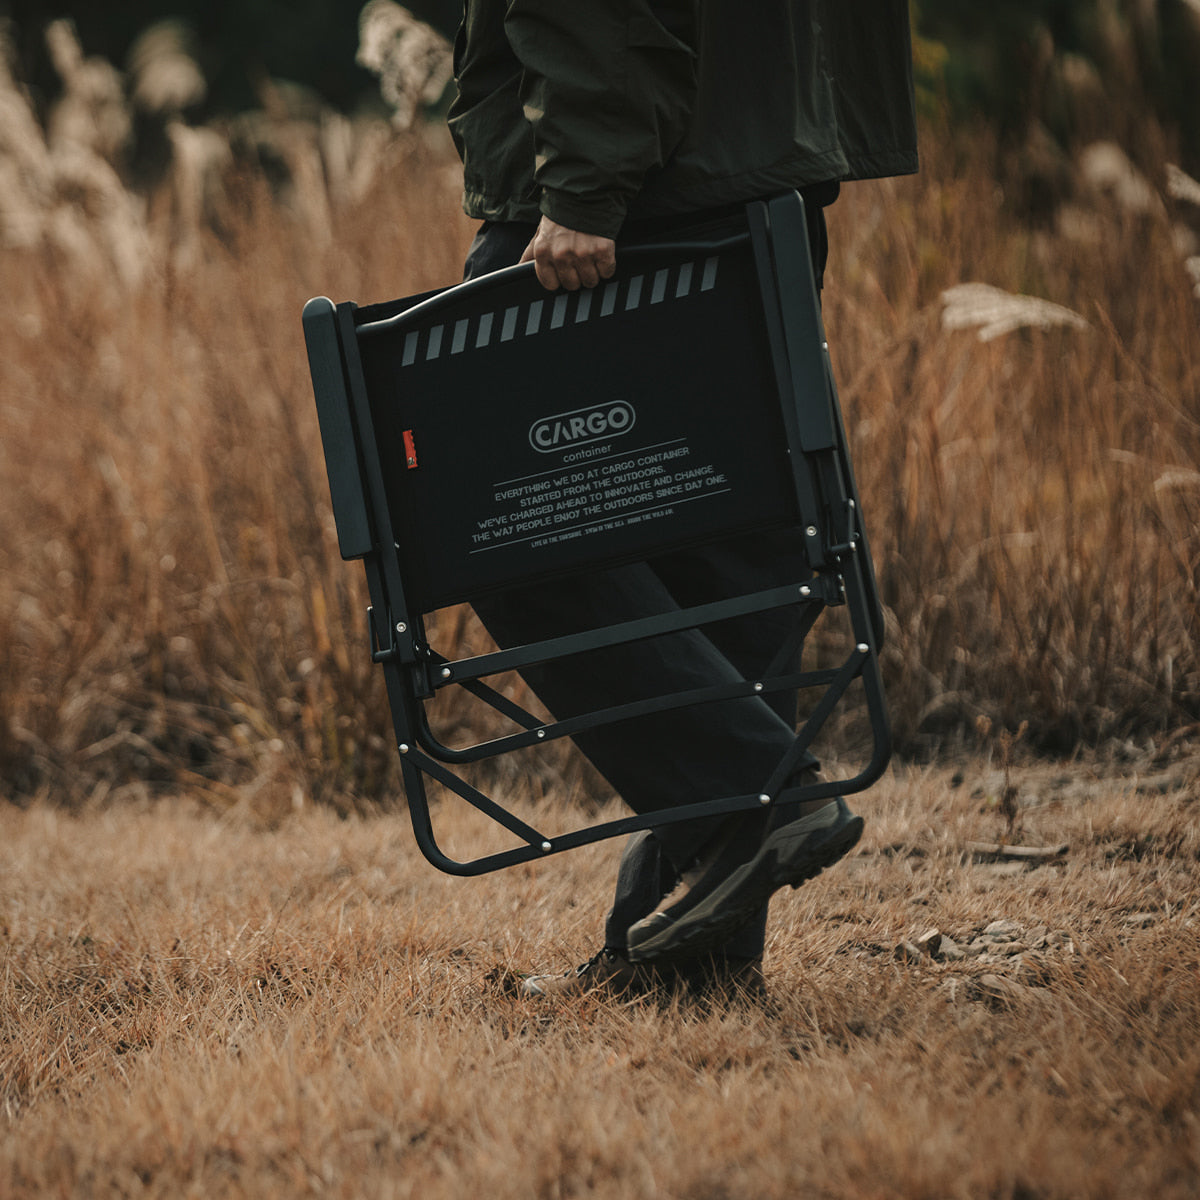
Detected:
[{"left": 462, "top": 192, "right": 834, "bottom": 957}]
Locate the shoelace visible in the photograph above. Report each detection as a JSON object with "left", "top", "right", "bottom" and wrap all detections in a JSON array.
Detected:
[{"left": 574, "top": 947, "right": 618, "bottom": 977}]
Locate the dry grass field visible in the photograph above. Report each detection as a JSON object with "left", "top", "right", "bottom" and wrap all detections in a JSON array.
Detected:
[
  {"left": 3, "top": 764, "right": 1199, "bottom": 1198},
  {"left": 2, "top": 15, "right": 1200, "bottom": 1199}
]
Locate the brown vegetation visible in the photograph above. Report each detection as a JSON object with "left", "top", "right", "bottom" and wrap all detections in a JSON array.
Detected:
[
  {"left": 3, "top": 23, "right": 1199, "bottom": 813},
  {"left": 3, "top": 767, "right": 1199, "bottom": 1197},
  {"left": 2, "top": 15, "right": 1200, "bottom": 1198},
  {"left": 829, "top": 124, "right": 1200, "bottom": 755}
]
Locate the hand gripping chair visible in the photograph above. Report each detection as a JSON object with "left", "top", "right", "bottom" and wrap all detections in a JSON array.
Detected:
[{"left": 302, "top": 191, "right": 890, "bottom": 875}]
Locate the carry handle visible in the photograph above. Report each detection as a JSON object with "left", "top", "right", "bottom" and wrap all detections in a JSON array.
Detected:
[{"left": 355, "top": 230, "right": 751, "bottom": 338}]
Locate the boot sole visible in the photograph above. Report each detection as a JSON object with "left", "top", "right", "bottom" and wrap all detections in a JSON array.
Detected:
[{"left": 626, "top": 801, "right": 864, "bottom": 966}]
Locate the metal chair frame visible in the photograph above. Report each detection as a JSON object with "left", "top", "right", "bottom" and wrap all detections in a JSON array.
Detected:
[{"left": 302, "top": 191, "right": 890, "bottom": 875}]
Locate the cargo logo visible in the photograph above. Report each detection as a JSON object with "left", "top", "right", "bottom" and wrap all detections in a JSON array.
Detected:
[{"left": 528, "top": 401, "right": 636, "bottom": 453}]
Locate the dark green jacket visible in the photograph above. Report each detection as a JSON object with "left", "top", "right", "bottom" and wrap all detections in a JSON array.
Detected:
[{"left": 448, "top": 0, "right": 919, "bottom": 238}]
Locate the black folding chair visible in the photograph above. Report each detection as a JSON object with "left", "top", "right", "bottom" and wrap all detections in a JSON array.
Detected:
[{"left": 302, "top": 191, "right": 890, "bottom": 875}]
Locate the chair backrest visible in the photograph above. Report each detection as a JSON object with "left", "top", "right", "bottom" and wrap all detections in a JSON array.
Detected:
[{"left": 338, "top": 232, "right": 819, "bottom": 612}]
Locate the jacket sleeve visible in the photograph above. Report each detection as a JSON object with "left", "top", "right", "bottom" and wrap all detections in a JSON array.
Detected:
[{"left": 503, "top": 0, "right": 699, "bottom": 238}]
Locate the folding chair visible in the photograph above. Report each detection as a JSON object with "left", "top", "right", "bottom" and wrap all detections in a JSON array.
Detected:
[{"left": 302, "top": 191, "right": 890, "bottom": 876}]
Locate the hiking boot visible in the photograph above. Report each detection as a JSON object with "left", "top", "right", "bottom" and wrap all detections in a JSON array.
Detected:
[
  {"left": 520, "top": 948, "right": 767, "bottom": 1001},
  {"left": 626, "top": 797, "right": 863, "bottom": 966},
  {"left": 520, "top": 947, "right": 643, "bottom": 998},
  {"left": 671, "top": 954, "right": 767, "bottom": 1001}
]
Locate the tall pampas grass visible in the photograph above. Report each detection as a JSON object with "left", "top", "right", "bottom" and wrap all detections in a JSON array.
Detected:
[{"left": 1, "top": 12, "right": 1199, "bottom": 818}]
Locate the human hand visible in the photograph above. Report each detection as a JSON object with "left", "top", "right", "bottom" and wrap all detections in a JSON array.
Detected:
[{"left": 520, "top": 215, "right": 617, "bottom": 291}]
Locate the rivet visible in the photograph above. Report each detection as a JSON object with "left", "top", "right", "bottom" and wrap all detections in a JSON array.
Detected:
[
  {"left": 396, "top": 622, "right": 407, "bottom": 634},
  {"left": 857, "top": 643, "right": 869, "bottom": 654},
  {"left": 759, "top": 793, "right": 771, "bottom": 805},
  {"left": 541, "top": 841, "right": 552, "bottom": 853},
  {"left": 399, "top": 743, "right": 410, "bottom": 754},
  {"left": 536, "top": 729, "right": 546, "bottom": 739},
  {"left": 441, "top": 667, "right": 452, "bottom": 679},
  {"left": 799, "top": 585, "right": 812, "bottom": 598},
  {"left": 848, "top": 499, "right": 856, "bottom": 509},
  {"left": 806, "top": 525, "right": 817, "bottom": 537},
  {"left": 753, "top": 682, "right": 763, "bottom": 692}
]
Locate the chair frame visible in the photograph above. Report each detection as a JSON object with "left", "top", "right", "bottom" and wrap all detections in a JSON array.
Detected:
[{"left": 302, "top": 192, "right": 890, "bottom": 876}]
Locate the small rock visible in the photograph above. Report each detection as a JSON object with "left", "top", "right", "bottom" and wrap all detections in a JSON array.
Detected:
[
  {"left": 974, "top": 973, "right": 1032, "bottom": 1005},
  {"left": 917, "top": 929, "right": 966, "bottom": 962},
  {"left": 917, "top": 928, "right": 943, "bottom": 956},
  {"left": 983, "top": 919, "right": 1023, "bottom": 942},
  {"left": 894, "top": 941, "right": 923, "bottom": 963},
  {"left": 994, "top": 941, "right": 1029, "bottom": 957},
  {"left": 937, "top": 935, "right": 966, "bottom": 962}
]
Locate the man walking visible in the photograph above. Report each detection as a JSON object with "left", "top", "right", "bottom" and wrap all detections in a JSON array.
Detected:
[{"left": 446, "top": 1, "right": 918, "bottom": 995}]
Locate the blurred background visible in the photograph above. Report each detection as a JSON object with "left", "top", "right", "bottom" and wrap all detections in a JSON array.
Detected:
[{"left": 1, "top": 1, "right": 1198, "bottom": 816}]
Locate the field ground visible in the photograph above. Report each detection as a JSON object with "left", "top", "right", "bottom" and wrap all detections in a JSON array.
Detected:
[
  {"left": 3, "top": 14, "right": 1200, "bottom": 1198},
  {"left": 3, "top": 758, "right": 1198, "bottom": 1199}
]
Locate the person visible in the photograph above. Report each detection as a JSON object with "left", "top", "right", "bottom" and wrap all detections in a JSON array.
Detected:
[{"left": 445, "top": 1, "right": 918, "bottom": 997}]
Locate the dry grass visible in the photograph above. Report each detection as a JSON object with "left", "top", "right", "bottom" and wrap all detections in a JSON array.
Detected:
[
  {"left": 1, "top": 26, "right": 1200, "bottom": 1194},
  {"left": 825, "top": 126, "right": 1200, "bottom": 753},
  {"left": 3, "top": 766, "right": 1199, "bottom": 1198},
  {"left": 3, "top": 70, "right": 1199, "bottom": 809}
]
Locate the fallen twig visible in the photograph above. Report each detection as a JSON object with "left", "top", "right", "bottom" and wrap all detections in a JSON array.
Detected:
[{"left": 966, "top": 841, "right": 1069, "bottom": 861}]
